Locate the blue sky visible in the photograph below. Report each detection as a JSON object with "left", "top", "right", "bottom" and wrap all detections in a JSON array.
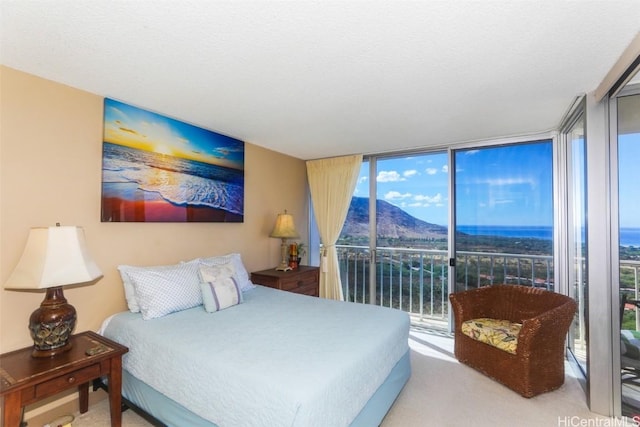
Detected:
[
  {"left": 103, "top": 98, "right": 244, "bottom": 170},
  {"left": 354, "top": 142, "right": 553, "bottom": 225},
  {"left": 353, "top": 140, "right": 554, "bottom": 227},
  {"left": 619, "top": 133, "right": 640, "bottom": 228},
  {"left": 353, "top": 152, "right": 450, "bottom": 226},
  {"left": 455, "top": 142, "right": 554, "bottom": 227},
  {"left": 353, "top": 135, "right": 640, "bottom": 228}
]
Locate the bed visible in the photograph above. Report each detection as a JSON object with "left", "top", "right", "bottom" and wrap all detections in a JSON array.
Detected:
[{"left": 99, "top": 255, "right": 410, "bottom": 427}]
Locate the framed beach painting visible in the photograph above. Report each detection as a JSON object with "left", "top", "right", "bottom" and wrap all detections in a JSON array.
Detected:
[{"left": 101, "top": 98, "right": 244, "bottom": 222}]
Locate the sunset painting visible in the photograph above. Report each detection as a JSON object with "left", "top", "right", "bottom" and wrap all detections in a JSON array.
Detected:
[{"left": 101, "top": 98, "right": 244, "bottom": 222}]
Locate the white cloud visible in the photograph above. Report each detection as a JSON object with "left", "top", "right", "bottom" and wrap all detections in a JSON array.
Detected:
[
  {"left": 377, "top": 170, "right": 404, "bottom": 182},
  {"left": 478, "top": 177, "right": 535, "bottom": 186},
  {"left": 425, "top": 168, "right": 438, "bottom": 175},
  {"left": 414, "top": 193, "right": 443, "bottom": 204},
  {"left": 442, "top": 165, "right": 448, "bottom": 173},
  {"left": 404, "top": 169, "right": 418, "bottom": 178},
  {"left": 385, "top": 191, "right": 412, "bottom": 200}
]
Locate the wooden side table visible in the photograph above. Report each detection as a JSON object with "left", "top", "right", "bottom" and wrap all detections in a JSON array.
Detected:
[
  {"left": 251, "top": 265, "right": 320, "bottom": 297},
  {"left": 0, "top": 331, "right": 128, "bottom": 427}
]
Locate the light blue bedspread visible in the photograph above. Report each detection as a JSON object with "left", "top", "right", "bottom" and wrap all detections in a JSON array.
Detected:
[{"left": 102, "top": 285, "right": 409, "bottom": 427}]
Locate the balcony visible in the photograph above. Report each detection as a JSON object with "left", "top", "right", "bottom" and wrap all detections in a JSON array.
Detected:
[{"left": 338, "top": 244, "right": 640, "bottom": 338}]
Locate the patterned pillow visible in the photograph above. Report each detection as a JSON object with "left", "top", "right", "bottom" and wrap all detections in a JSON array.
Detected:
[
  {"left": 199, "top": 264, "right": 242, "bottom": 312},
  {"left": 118, "top": 260, "right": 201, "bottom": 313},
  {"left": 197, "top": 253, "right": 255, "bottom": 292},
  {"left": 126, "top": 261, "right": 203, "bottom": 320},
  {"left": 461, "top": 318, "right": 522, "bottom": 355}
]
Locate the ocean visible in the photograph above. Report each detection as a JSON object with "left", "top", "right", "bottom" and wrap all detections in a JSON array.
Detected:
[
  {"left": 101, "top": 142, "right": 244, "bottom": 215},
  {"left": 457, "top": 225, "right": 640, "bottom": 247},
  {"left": 457, "top": 225, "right": 553, "bottom": 241},
  {"left": 621, "top": 228, "right": 640, "bottom": 247}
]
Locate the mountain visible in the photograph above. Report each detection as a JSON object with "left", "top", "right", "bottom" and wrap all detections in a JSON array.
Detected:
[{"left": 341, "top": 197, "right": 448, "bottom": 239}]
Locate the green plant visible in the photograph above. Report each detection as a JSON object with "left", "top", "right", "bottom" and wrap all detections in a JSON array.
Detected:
[{"left": 296, "top": 242, "right": 307, "bottom": 258}]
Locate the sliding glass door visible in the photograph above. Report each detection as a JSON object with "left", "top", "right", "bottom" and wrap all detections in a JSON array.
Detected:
[
  {"left": 617, "top": 89, "right": 640, "bottom": 417},
  {"left": 338, "top": 153, "right": 450, "bottom": 325},
  {"left": 373, "top": 155, "right": 449, "bottom": 319},
  {"left": 452, "top": 141, "right": 555, "bottom": 293},
  {"left": 564, "top": 110, "right": 588, "bottom": 376},
  {"left": 337, "top": 137, "right": 581, "bottom": 340}
]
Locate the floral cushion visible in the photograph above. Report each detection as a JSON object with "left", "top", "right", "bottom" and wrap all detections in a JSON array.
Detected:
[{"left": 461, "top": 318, "right": 522, "bottom": 355}]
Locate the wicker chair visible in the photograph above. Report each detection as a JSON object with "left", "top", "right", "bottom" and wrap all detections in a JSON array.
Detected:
[{"left": 449, "top": 285, "right": 577, "bottom": 398}]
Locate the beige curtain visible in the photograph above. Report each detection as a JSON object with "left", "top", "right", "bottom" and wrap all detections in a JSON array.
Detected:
[{"left": 306, "top": 154, "right": 363, "bottom": 300}]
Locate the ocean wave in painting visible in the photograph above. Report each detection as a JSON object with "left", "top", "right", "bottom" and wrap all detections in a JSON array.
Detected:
[{"left": 102, "top": 142, "right": 243, "bottom": 215}]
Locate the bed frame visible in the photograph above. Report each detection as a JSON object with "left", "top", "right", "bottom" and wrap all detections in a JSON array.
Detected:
[{"left": 93, "top": 350, "right": 410, "bottom": 427}]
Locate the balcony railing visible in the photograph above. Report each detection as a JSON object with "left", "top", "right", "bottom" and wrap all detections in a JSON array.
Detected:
[
  {"left": 337, "top": 244, "right": 640, "bottom": 329},
  {"left": 338, "top": 245, "right": 450, "bottom": 322},
  {"left": 621, "top": 261, "right": 640, "bottom": 330}
]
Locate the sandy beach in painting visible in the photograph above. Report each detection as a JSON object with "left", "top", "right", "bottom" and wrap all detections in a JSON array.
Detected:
[
  {"left": 101, "top": 142, "right": 244, "bottom": 223},
  {"left": 102, "top": 195, "right": 242, "bottom": 223}
]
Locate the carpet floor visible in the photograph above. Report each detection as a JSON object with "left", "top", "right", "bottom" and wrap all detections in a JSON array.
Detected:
[{"left": 65, "top": 327, "right": 611, "bottom": 427}]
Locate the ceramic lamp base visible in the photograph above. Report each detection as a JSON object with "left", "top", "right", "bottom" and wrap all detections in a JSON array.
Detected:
[
  {"left": 29, "top": 286, "right": 76, "bottom": 358},
  {"left": 275, "top": 238, "right": 292, "bottom": 271}
]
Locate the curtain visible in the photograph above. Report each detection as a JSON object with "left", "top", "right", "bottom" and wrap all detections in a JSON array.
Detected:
[{"left": 306, "top": 154, "right": 363, "bottom": 300}]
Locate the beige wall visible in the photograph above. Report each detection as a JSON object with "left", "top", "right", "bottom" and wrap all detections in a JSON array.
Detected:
[{"left": 0, "top": 66, "right": 309, "bottom": 354}]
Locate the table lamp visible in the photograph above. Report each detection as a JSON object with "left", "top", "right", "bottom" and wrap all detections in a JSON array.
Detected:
[
  {"left": 4, "top": 225, "right": 103, "bottom": 357},
  {"left": 269, "top": 210, "right": 299, "bottom": 271}
]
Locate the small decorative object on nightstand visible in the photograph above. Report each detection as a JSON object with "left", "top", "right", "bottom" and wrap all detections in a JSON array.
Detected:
[
  {"left": 0, "top": 331, "right": 128, "bottom": 427},
  {"left": 295, "top": 242, "right": 306, "bottom": 266},
  {"left": 288, "top": 243, "right": 298, "bottom": 269},
  {"left": 251, "top": 266, "right": 319, "bottom": 297}
]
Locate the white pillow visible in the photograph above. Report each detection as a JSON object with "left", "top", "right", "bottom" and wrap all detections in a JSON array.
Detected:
[
  {"left": 118, "top": 260, "right": 201, "bottom": 312},
  {"left": 122, "top": 261, "right": 202, "bottom": 319},
  {"left": 117, "top": 264, "right": 143, "bottom": 312},
  {"left": 197, "top": 253, "right": 255, "bottom": 292},
  {"left": 199, "top": 261, "right": 237, "bottom": 284},
  {"left": 199, "top": 264, "right": 243, "bottom": 312}
]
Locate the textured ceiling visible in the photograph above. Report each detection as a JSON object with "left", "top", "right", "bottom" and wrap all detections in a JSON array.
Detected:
[{"left": 1, "top": 1, "right": 639, "bottom": 160}]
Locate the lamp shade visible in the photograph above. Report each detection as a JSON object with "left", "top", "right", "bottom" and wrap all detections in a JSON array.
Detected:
[
  {"left": 269, "top": 212, "right": 300, "bottom": 239},
  {"left": 4, "top": 226, "right": 103, "bottom": 290}
]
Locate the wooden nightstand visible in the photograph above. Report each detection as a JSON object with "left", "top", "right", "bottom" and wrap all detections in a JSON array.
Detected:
[
  {"left": 0, "top": 331, "right": 128, "bottom": 427},
  {"left": 251, "top": 266, "right": 320, "bottom": 297}
]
